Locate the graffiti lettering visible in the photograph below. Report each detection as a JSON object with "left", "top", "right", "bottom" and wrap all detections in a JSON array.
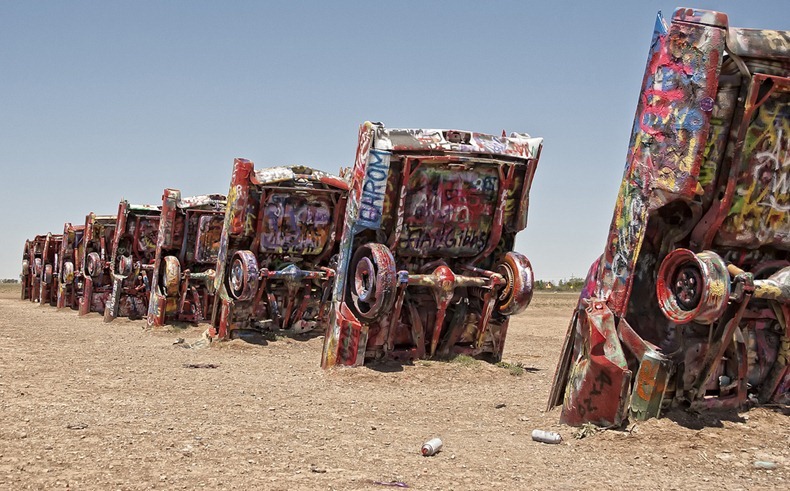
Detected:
[
  {"left": 589, "top": 369, "right": 613, "bottom": 396},
  {"left": 358, "top": 149, "right": 391, "bottom": 229},
  {"left": 260, "top": 195, "right": 332, "bottom": 255},
  {"left": 398, "top": 226, "right": 489, "bottom": 255},
  {"left": 397, "top": 166, "right": 498, "bottom": 255},
  {"left": 578, "top": 396, "right": 597, "bottom": 418}
]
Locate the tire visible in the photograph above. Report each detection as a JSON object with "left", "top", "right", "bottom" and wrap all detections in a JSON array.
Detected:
[
  {"left": 656, "top": 249, "right": 729, "bottom": 325},
  {"left": 496, "top": 251, "right": 534, "bottom": 316},
  {"left": 347, "top": 243, "right": 397, "bottom": 321},
  {"left": 162, "top": 256, "right": 181, "bottom": 297},
  {"left": 227, "top": 250, "right": 259, "bottom": 301},
  {"left": 86, "top": 252, "right": 102, "bottom": 277}
]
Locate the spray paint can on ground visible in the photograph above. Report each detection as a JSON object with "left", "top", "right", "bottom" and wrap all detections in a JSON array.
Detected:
[
  {"left": 531, "top": 429, "right": 562, "bottom": 444},
  {"left": 421, "top": 438, "right": 443, "bottom": 456}
]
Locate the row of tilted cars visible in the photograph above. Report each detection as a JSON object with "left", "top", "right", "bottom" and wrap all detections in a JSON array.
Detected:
[
  {"left": 18, "top": 8, "right": 790, "bottom": 427},
  {"left": 21, "top": 121, "right": 543, "bottom": 370}
]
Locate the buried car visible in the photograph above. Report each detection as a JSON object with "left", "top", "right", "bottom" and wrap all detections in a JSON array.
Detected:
[
  {"left": 548, "top": 9, "right": 790, "bottom": 426},
  {"left": 322, "top": 122, "right": 542, "bottom": 368},
  {"left": 147, "top": 189, "right": 226, "bottom": 327},
  {"left": 56, "top": 221, "right": 85, "bottom": 310},
  {"left": 21, "top": 235, "right": 46, "bottom": 302},
  {"left": 77, "top": 213, "right": 117, "bottom": 316},
  {"left": 38, "top": 233, "right": 63, "bottom": 307},
  {"left": 210, "top": 160, "right": 349, "bottom": 339},
  {"left": 103, "top": 201, "right": 161, "bottom": 322}
]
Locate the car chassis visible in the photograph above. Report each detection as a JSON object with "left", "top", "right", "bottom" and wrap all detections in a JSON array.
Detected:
[
  {"left": 211, "top": 160, "right": 349, "bottom": 339},
  {"left": 104, "top": 201, "right": 162, "bottom": 322},
  {"left": 147, "top": 189, "right": 226, "bottom": 327},
  {"left": 548, "top": 8, "right": 790, "bottom": 426},
  {"left": 322, "top": 122, "right": 542, "bottom": 367}
]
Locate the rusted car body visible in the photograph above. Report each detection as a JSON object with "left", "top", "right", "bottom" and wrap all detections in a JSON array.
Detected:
[
  {"left": 21, "top": 236, "right": 46, "bottom": 301},
  {"left": 76, "top": 213, "right": 117, "bottom": 316},
  {"left": 56, "top": 222, "right": 85, "bottom": 310},
  {"left": 210, "top": 160, "right": 349, "bottom": 339},
  {"left": 322, "top": 122, "right": 542, "bottom": 368},
  {"left": 103, "top": 202, "right": 161, "bottom": 322},
  {"left": 38, "top": 233, "right": 64, "bottom": 307},
  {"left": 147, "top": 190, "right": 226, "bottom": 327},
  {"left": 21, "top": 239, "right": 34, "bottom": 300},
  {"left": 548, "top": 9, "right": 790, "bottom": 426}
]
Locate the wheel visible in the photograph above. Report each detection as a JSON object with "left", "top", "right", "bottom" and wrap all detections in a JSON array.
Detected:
[
  {"left": 496, "top": 251, "right": 534, "bottom": 315},
  {"left": 347, "top": 243, "right": 397, "bottom": 321},
  {"left": 161, "top": 256, "right": 181, "bottom": 297},
  {"left": 656, "top": 249, "right": 730, "bottom": 325},
  {"left": 227, "top": 250, "right": 259, "bottom": 301},
  {"left": 43, "top": 264, "right": 53, "bottom": 284},
  {"left": 86, "top": 252, "right": 102, "bottom": 277},
  {"left": 22, "top": 259, "right": 29, "bottom": 276},
  {"left": 62, "top": 261, "right": 75, "bottom": 284},
  {"left": 34, "top": 258, "right": 42, "bottom": 276}
]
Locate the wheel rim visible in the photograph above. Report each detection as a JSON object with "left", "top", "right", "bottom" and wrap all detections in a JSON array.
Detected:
[
  {"left": 347, "top": 243, "right": 396, "bottom": 321},
  {"left": 354, "top": 257, "right": 375, "bottom": 303},
  {"left": 672, "top": 264, "right": 702, "bottom": 311},
  {"left": 497, "top": 262, "right": 515, "bottom": 303},
  {"left": 87, "top": 253, "right": 100, "bottom": 277},
  {"left": 230, "top": 258, "right": 245, "bottom": 298}
]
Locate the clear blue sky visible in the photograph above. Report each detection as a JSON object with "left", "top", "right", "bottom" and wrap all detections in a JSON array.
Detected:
[{"left": 1, "top": 1, "right": 787, "bottom": 281}]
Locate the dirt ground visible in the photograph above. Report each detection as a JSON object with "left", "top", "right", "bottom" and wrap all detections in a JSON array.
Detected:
[{"left": 1, "top": 284, "right": 788, "bottom": 490}]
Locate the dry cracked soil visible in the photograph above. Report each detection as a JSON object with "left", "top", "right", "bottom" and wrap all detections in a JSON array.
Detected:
[{"left": 1, "top": 284, "right": 788, "bottom": 490}]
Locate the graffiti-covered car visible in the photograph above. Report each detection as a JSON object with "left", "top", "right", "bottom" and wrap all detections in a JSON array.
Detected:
[
  {"left": 21, "top": 236, "right": 46, "bottom": 301},
  {"left": 147, "top": 189, "right": 226, "bottom": 327},
  {"left": 38, "top": 233, "right": 63, "bottom": 307},
  {"left": 56, "top": 221, "right": 85, "bottom": 310},
  {"left": 103, "top": 201, "right": 161, "bottom": 322},
  {"left": 77, "top": 213, "right": 117, "bottom": 316},
  {"left": 548, "top": 9, "right": 790, "bottom": 426},
  {"left": 322, "top": 122, "right": 543, "bottom": 368},
  {"left": 210, "top": 160, "right": 349, "bottom": 339},
  {"left": 21, "top": 239, "right": 33, "bottom": 300}
]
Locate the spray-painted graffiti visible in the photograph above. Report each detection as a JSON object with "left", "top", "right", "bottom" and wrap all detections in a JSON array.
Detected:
[
  {"left": 357, "top": 149, "right": 390, "bottom": 229},
  {"left": 147, "top": 189, "right": 226, "bottom": 327},
  {"left": 548, "top": 9, "right": 790, "bottom": 428},
  {"left": 597, "top": 11, "right": 725, "bottom": 312},
  {"left": 104, "top": 202, "right": 162, "bottom": 323},
  {"left": 195, "top": 214, "right": 223, "bottom": 263},
  {"left": 56, "top": 222, "right": 85, "bottom": 310},
  {"left": 398, "top": 166, "right": 498, "bottom": 257},
  {"left": 260, "top": 194, "right": 332, "bottom": 255},
  {"left": 76, "top": 214, "right": 117, "bottom": 316},
  {"left": 322, "top": 122, "right": 542, "bottom": 369},
  {"left": 211, "top": 161, "right": 349, "bottom": 339},
  {"left": 720, "top": 85, "right": 790, "bottom": 248}
]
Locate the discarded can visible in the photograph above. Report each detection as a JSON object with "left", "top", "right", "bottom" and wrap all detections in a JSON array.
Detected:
[
  {"left": 754, "top": 461, "right": 778, "bottom": 471},
  {"left": 421, "top": 438, "right": 443, "bottom": 456},
  {"left": 531, "top": 429, "right": 562, "bottom": 444}
]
